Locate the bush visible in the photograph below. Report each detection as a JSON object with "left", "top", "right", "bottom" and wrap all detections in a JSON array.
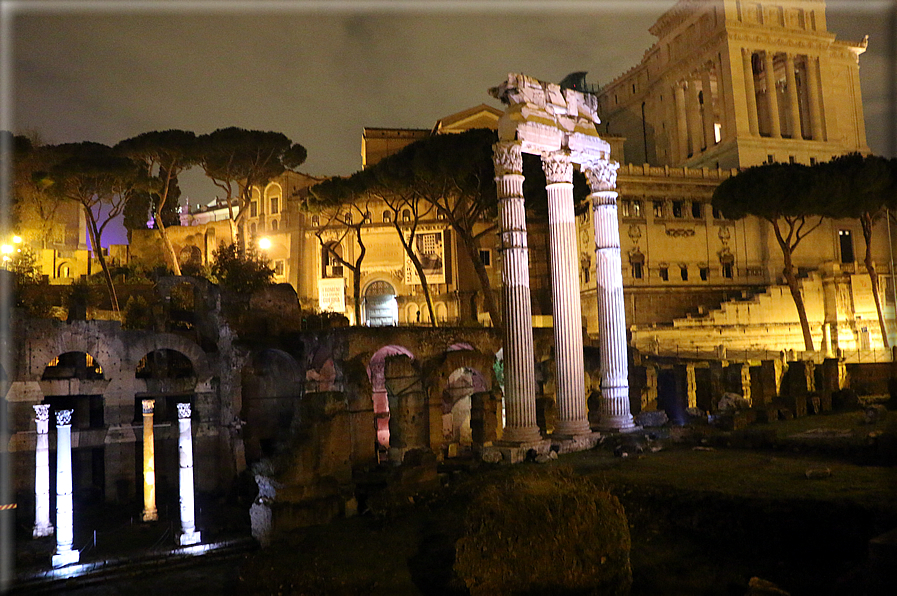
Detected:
[
  {"left": 454, "top": 468, "right": 632, "bottom": 595},
  {"left": 209, "top": 242, "right": 273, "bottom": 295}
]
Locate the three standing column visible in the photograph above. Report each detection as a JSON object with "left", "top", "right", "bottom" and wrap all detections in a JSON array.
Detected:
[
  {"left": 141, "top": 399, "right": 158, "bottom": 522},
  {"left": 493, "top": 141, "right": 541, "bottom": 444},
  {"left": 52, "top": 409, "right": 79, "bottom": 567},
  {"left": 583, "top": 160, "right": 636, "bottom": 431},
  {"left": 176, "top": 403, "right": 201, "bottom": 546},
  {"left": 32, "top": 405, "right": 53, "bottom": 538},
  {"left": 542, "top": 151, "right": 590, "bottom": 437}
]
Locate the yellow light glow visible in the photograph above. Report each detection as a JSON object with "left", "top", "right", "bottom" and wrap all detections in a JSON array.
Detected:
[
  {"left": 2, "top": 256, "right": 9, "bottom": 262},
  {"left": 258, "top": 237, "right": 272, "bottom": 250},
  {"left": 12, "top": 236, "right": 22, "bottom": 244},
  {"left": 1, "top": 245, "right": 12, "bottom": 254}
]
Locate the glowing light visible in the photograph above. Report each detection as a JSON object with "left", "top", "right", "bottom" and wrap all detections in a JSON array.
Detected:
[
  {"left": 12, "top": 235, "right": 22, "bottom": 243},
  {"left": 1, "top": 244, "right": 12, "bottom": 254},
  {"left": 2, "top": 256, "right": 9, "bottom": 262},
  {"left": 258, "top": 237, "right": 272, "bottom": 250}
]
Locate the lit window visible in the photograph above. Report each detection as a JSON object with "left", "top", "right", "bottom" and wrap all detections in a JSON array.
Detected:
[
  {"left": 311, "top": 215, "right": 319, "bottom": 227},
  {"left": 402, "top": 209, "right": 411, "bottom": 222},
  {"left": 672, "top": 201, "right": 684, "bottom": 218},
  {"left": 692, "top": 202, "right": 703, "bottom": 218},
  {"left": 270, "top": 197, "right": 279, "bottom": 214},
  {"left": 274, "top": 260, "right": 284, "bottom": 276},
  {"left": 270, "top": 219, "right": 278, "bottom": 232},
  {"left": 383, "top": 211, "right": 392, "bottom": 223},
  {"left": 680, "top": 266, "right": 688, "bottom": 281},
  {"left": 653, "top": 201, "right": 665, "bottom": 218},
  {"left": 632, "top": 262, "right": 643, "bottom": 279},
  {"left": 364, "top": 211, "right": 372, "bottom": 224},
  {"left": 659, "top": 267, "right": 669, "bottom": 281},
  {"left": 250, "top": 201, "right": 258, "bottom": 217},
  {"left": 622, "top": 199, "right": 642, "bottom": 218}
]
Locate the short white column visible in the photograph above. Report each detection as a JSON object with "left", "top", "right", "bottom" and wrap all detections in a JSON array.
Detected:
[
  {"left": 176, "top": 403, "right": 201, "bottom": 546},
  {"left": 141, "top": 399, "right": 158, "bottom": 522},
  {"left": 742, "top": 49, "right": 760, "bottom": 135},
  {"left": 52, "top": 409, "right": 79, "bottom": 567},
  {"left": 542, "top": 151, "right": 589, "bottom": 437},
  {"left": 493, "top": 141, "right": 541, "bottom": 444},
  {"left": 33, "top": 405, "right": 54, "bottom": 538},
  {"left": 583, "top": 160, "right": 636, "bottom": 431},
  {"left": 763, "top": 51, "right": 781, "bottom": 138}
]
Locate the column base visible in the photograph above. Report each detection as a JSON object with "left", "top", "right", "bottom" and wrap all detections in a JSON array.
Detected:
[
  {"left": 51, "top": 548, "right": 80, "bottom": 568},
  {"left": 142, "top": 508, "right": 158, "bottom": 522},
  {"left": 596, "top": 416, "right": 639, "bottom": 433},
  {"left": 178, "top": 529, "right": 202, "bottom": 546},
  {"left": 484, "top": 439, "right": 551, "bottom": 464},
  {"left": 552, "top": 418, "right": 592, "bottom": 439},
  {"left": 501, "top": 425, "right": 543, "bottom": 445},
  {"left": 551, "top": 432, "right": 603, "bottom": 454},
  {"left": 33, "top": 523, "right": 54, "bottom": 539}
]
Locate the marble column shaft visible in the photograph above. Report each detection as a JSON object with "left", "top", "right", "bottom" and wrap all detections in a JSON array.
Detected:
[
  {"left": 493, "top": 142, "right": 541, "bottom": 444},
  {"left": 806, "top": 56, "right": 824, "bottom": 141},
  {"left": 674, "top": 83, "right": 689, "bottom": 161},
  {"left": 542, "top": 151, "right": 589, "bottom": 437},
  {"left": 784, "top": 53, "right": 803, "bottom": 139},
  {"left": 176, "top": 403, "right": 201, "bottom": 546},
  {"left": 584, "top": 160, "right": 635, "bottom": 431},
  {"left": 33, "top": 405, "right": 53, "bottom": 538},
  {"left": 686, "top": 80, "right": 703, "bottom": 154},
  {"left": 763, "top": 50, "right": 781, "bottom": 138},
  {"left": 701, "top": 68, "right": 716, "bottom": 148},
  {"left": 52, "top": 409, "right": 79, "bottom": 567},
  {"left": 742, "top": 49, "right": 760, "bottom": 135},
  {"left": 142, "top": 399, "right": 158, "bottom": 522}
]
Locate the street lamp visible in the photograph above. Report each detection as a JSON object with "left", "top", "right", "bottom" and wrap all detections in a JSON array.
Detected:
[{"left": 258, "top": 237, "right": 271, "bottom": 251}]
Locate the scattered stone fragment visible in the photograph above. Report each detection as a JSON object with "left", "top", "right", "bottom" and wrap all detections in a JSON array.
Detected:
[
  {"left": 717, "top": 392, "right": 751, "bottom": 412},
  {"left": 805, "top": 467, "right": 832, "bottom": 480},
  {"left": 864, "top": 405, "right": 888, "bottom": 425},
  {"left": 692, "top": 446, "right": 715, "bottom": 452},
  {"left": 746, "top": 576, "right": 790, "bottom": 595},
  {"left": 635, "top": 410, "right": 668, "bottom": 427}
]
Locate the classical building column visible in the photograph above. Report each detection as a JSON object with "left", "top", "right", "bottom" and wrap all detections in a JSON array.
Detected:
[
  {"left": 805, "top": 55, "right": 824, "bottom": 141},
  {"left": 176, "top": 403, "right": 201, "bottom": 546},
  {"left": 686, "top": 80, "right": 704, "bottom": 154},
  {"left": 493, "top": 142, "right": 541, "bottom": 444},
  {"left": 784, "top": 53, "right": 803, "bottom": 139},
  {"left": 741, "top": 49, "right": 759, "bottom": 135},
  {"left": 674, "top": 82, "right": 689, "bottom": 162},
  {"left": 141, "top": 399, "right": 158, "bottom": 522},
  {"left": 715, "top": 53, "right": 731, "bottom": 141},
  {"left": 542, "top": 151, "right": 590, "bottom": 438},
  {"left": 32, "top": 405, "right": 53, "bottom": 538},
  {"left": 52, "top": 409, "right": 79, "bottom": 567},
  {"left": 583, "top": 160, "right": 636, "bottom": 431},
  {"left": 763, "top": 50, "right": 781, "bottom": 138},
  {"left": 701, "top": 68, "right": 716, "bottom": 148}
]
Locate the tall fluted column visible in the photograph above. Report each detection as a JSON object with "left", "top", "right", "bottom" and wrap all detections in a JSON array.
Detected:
[
  {"left": 52, "top": 409, "right": 79, "bottom": 567},
  {"left": 806, "top": 55, "right": 824, "bottom": 141},
  {"left": 542, "top": 151, "right": 589, "bottom": 438},
  {"left": 763, "top": 51, "right": 781, "bottom": 138},
  {"left": 701, "top": 68, "right": 716, "bottom": 147},
  {"left": 32, "top": 405, "right": 53, "bottom": 538},
  {"left": 141, "top": 399, "right": 158, "bottom": 522},
  {"left": 674, "top": 83, "right": 688, "bottom": 161},
  {"left": 686, "top": 80, "right": 704, "bottom": 153},
  {"left": 784, "top": 53, "right": 803, "bottom": 139},
  {"left": 583, "top": 160, "right": 636, "bottom": 431},
  {"left": 742, "top": 49, "right": 759, "bottom": 135},
  {"left": 176, "top": 403, "right": 201, "bottom": 546},
  {"left": 493, "top": 142, "right": 541, "bottom": 444}
]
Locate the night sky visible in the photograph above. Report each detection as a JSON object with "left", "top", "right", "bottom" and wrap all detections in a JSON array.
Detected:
[{"left": 6, "top": 0, "right": 894, "bottom": 244}]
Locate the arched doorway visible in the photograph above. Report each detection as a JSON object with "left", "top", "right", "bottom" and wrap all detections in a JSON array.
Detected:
[
  {"left": 367, "top": 345, "right": 414, "bottom": 457},
  {"left": 443, "top": 367, "right": 488, "bottom": 453},
  {"left": 364, "top": 280, "right": 398, "bottom": 327}
]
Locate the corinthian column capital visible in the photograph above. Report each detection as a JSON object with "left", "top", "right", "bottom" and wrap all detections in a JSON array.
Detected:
[
  {"left": 493, "top": 141, "right": 523, "bottom": 177},
  {"left": 541, "top": 151, "right": 573, "bottom": 184},
  {"left": 583, "top": 159, "right": 620, "bottom": 193}
]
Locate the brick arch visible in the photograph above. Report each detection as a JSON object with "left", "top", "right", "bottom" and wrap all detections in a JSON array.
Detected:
[
  {"left": 127, "top": 333, "right": 211, "bottom": 384},
  {"left": 426, "top": 348, "right": 495, "bottom": 402},
  {"left": 24, "top": 322, "right": 125, "bottom": 380}
]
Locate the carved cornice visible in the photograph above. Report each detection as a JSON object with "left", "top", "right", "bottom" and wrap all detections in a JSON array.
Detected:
[
  {"left": 493, "top": 142, "right": 523, "bottom": 177},
  {"left": 541, "top": 152, "right": 573, "bottom": 184}
]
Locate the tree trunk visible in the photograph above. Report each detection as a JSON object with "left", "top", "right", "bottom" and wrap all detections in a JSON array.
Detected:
[
  {"left": 352, "top": 227, "right": 366, "bottom": 325},
  {"left": 155, "top": 208, "right": 182, "bottom": 276},
  {"left": 394, "top": 226, "right": 437, "bottom": 326},
  {"left": 861, "top": 212, "right": 890, "bottom": 348},
  {"left": 455, "top": 225, "right": 502, "bottom": 330},
  {"left": 772, "top": 219, "right": 814, "bottom": 351},
  {"left": 83, "top": 205, "right": 120, "bottom": 318}
]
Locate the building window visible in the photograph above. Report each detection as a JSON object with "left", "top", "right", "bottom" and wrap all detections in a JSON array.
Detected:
[
  {"left": 270, "top": 197, "right": 279, "bottom": 214},
  {"left": 680, "top": 265, "right": 688, "bottom": 280},
  {"left": 250, "top": 201, "right": 258, "bottom": 217},
  {"left": 322, "top": 243, "right": 343, "bottom": 278},
  {"left": 622, "top": 199, "right": 642, "bottom": 218},
  {"left": 692, "top": 202, "right": 703, "bottom": 218},
  {"left": 700, "top": 266, "right": 709, "bottom": 281},
  {"left": 810, "top": 157, "right": 817, "bottom": 166},
  {"left": 274, "top": 260, "right": 284, "bottom": 276},
  {"left": 311, "top": 215, "right": 319, "bottom": 227},
  {"left": 672, "top": 200, "right": 684, "bottom": 218},
  {"left": 766, "top": 154, "right": 775, "bottom": 164},
  {"left": 659, "top": 266, "right": 669, "bottom": 281},
  {"left": 402, "top": 209, "right": 411, "bottom": 222},
  {"left": 653, "top": 201, "right": 665, "bottom": 218},
  {"left": 270, "top": 219, "right": 278, "bottom": 232},
  {"left": 722, "top": 262, "right": 733, "bottom": 278},
  {"left": 436, "top": 210, "right": 446, "bottom": 221},
  {"left": 632, "top": 262, "right": 644, "bottom": 279},
  {"left": 383, "top": 210, "right": 392, "bottom": 223},
  {"left": 789, "top": 155, "right": 796, "bottom": 164},
  {"left": 479, "top": 249, "right": 492, "bottom": 267},
  {"left": 839, "top": 229, "right": 854, "bottom": 263},
  {"left": 364, "top": 211, "right": 372, "bottom": 224}
]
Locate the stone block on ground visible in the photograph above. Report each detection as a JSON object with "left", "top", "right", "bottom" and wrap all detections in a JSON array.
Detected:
[
  {"left": 454, "top": 469, "right": 631, "bottom": 596},
  {"left": 635, "top": 410, "right": 668, "bottom": 427}
]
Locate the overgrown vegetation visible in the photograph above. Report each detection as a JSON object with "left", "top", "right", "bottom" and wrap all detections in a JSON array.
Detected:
[{"left": 209, "top": 241, "right": 274, "bottom": 295}]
